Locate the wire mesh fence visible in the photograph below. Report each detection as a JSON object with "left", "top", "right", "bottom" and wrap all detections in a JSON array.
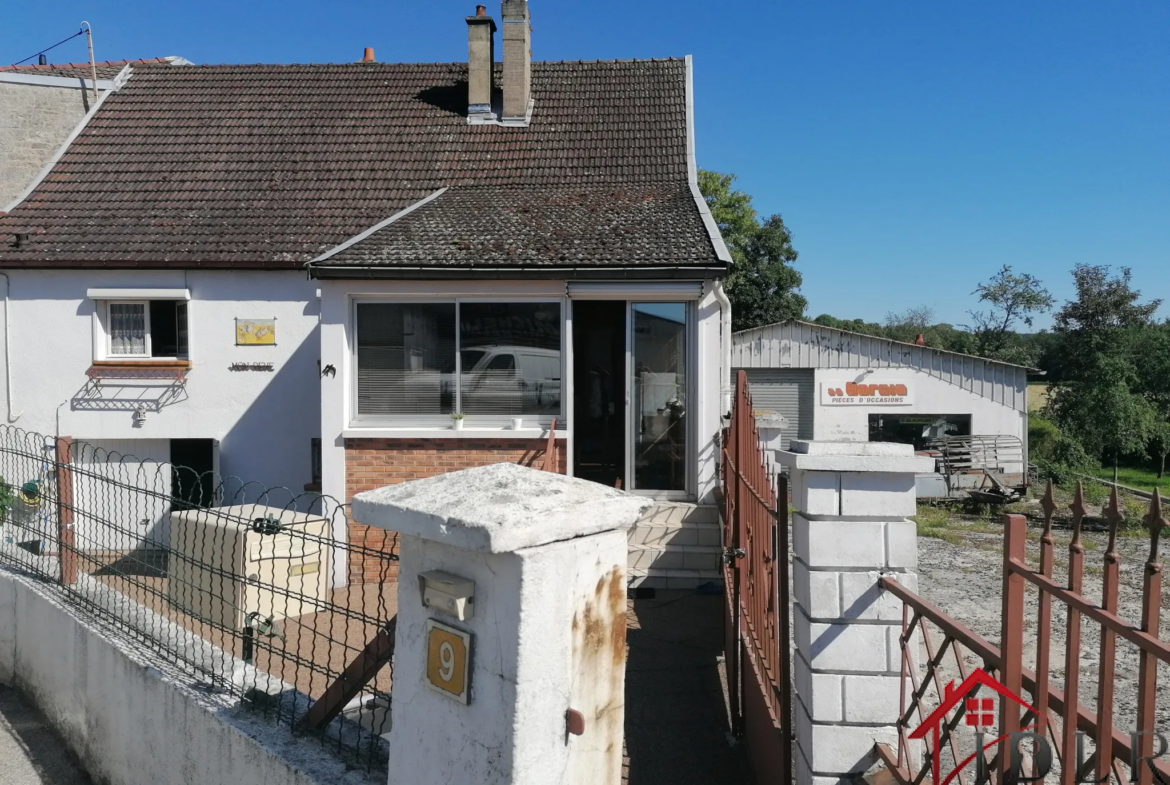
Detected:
[{"left": 0, "top": 425, "right": 397, "bottom": 770}]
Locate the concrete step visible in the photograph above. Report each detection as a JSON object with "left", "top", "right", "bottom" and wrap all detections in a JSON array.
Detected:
[
  {"left": 628, "top": 543, "right": 722, "bottom": 572},
  {"left": 634, "top": 502, "right": 719, "bottom": 526},
  {"left": 628, "top": 502, "right": 722, "bottom": 548},
  {"left": 628, "top": 520, "right": 721, "bottom": 548},
  {"left": 628, "top": 566, "right": 723, "bottom": 591},
  {"left": 627, "top": 503, "right": 724, "bottom": 589}
]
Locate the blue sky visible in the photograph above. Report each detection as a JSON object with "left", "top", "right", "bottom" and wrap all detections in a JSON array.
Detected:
[{"left": 4, "top": 1, "right": 1166, "bottom": 328}]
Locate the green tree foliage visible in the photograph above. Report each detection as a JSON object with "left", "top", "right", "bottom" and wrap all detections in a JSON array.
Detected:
[
  {"left": 1045, "top": 265, "right": 1164, "bottom": 479},
  {"left": 698, "top": 171, "right": 806, "bottom": 331},
  {"left": 968, "top": 265, "right": 1055, "bottom": 365}
]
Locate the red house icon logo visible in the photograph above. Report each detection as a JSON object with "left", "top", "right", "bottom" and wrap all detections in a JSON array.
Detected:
[{"left": 909, "top": 671, "right": 1037, "bottom": 785}]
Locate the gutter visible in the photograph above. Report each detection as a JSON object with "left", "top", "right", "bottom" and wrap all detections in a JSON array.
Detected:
[
  {"left": 307, "top": 265, "right": 728, "bottom": 281},
  {"left": 711, "top": 281, "right": 733, "bottom": 415},
  {"left": 0, "top": 273, "right": 19, "bottom": 422}
]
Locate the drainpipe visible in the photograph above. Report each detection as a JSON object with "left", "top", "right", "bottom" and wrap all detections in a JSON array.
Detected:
[
  {"left": 712, "top": 281, "right": 732, "bottom": 416},
  {"left": 0, "top": 273, "right": 20, "bottom": 422}
]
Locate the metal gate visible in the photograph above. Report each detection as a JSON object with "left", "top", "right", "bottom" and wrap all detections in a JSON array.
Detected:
[{"left": 722, "top": 370, "right": 793, "bottom": 785}]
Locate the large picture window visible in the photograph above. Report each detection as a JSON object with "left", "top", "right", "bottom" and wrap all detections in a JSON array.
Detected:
[{"left": 355, "top": 301, "right": 562, "bottom": 422}]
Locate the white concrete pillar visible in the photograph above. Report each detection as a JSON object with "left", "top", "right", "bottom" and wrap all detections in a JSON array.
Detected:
[
  {"left": 776, "top": 441, "right": 933, "bottom": 784},
  {"left": 351, "top": 462, "right": 650, "bottom": 785}
]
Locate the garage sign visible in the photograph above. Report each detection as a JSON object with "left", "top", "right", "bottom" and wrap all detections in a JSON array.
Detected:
[{"left": 821, "top": 381, "right": 913, "bottom": 406}]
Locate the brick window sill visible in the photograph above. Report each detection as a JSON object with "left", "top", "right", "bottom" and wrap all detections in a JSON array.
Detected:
[
  {"left": 343, "top": 427, "right": 565, "bottom": 440},
  {"left": 91, "top": 360, "right": 191, "bottom": 369}
]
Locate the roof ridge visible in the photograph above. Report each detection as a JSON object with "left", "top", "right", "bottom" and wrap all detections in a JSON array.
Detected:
[
  {"left": 136, "top": 57, "right": 685, "bottom": 69},
  {"left": 0, "top": 56, "right": 174, "bottom": 72}
]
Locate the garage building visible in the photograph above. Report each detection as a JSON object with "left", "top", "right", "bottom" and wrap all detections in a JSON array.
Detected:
[{"left": 731, "top": 320, "right": 1031, "bottom": 498}]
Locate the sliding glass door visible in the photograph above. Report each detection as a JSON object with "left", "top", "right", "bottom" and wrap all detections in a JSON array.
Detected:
[{"left": 630, "top": 303, "right": 688, "bottom": 493}]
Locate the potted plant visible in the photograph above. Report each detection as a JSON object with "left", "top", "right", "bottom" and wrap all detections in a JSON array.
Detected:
[{"left": 451, "top": 413, "right": 465, "bottom": 431}]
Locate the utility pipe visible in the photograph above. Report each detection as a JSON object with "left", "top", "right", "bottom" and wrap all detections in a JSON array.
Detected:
[
  {"left": 0, "top": 273, "right": 20, "bottom": 422},
  {"left": 82, "top": 22, "right": 97, "bottom": 104},
  {"left": 711, "top": 280, "right": 733, "bottom": 416}
]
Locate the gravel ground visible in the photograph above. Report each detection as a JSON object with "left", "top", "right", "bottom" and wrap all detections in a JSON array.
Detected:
[{"left": 914, "top": 513, "right": 1170, "bottom": 777}]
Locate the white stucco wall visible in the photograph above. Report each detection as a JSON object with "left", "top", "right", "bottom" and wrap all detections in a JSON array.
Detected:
[
  {"left": 0, "top": 567, "right": 374, "bottom": 785},
  {"left": 0, "top": 270, "right": 320, "bottom": 494},
  {"left": 812, "top": 368, "right": 1026, "bottom": 445},
  {"left": 318, "top": 279, "right": 723, "bottom": 505}
]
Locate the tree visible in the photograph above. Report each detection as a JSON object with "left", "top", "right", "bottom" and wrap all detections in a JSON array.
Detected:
[
  {"left": 1151, "top": 421, "right": 1170, "bottom": 479},
  {"left": 1045, "top": 265, "right": 1163, "bottom": 480},
  {"left": 967, "top": 266, "right": 1054, "bottom": 364},
  {"left": 882, "top": 306, "right": 935, "bottom": 344},
  {"left": 698, "top": 171, "right": 806, "bottom": 331}
]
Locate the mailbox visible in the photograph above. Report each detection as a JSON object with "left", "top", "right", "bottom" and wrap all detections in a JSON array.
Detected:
[{"left": 418, "top": 570, "right": 475, "bottom": 621}]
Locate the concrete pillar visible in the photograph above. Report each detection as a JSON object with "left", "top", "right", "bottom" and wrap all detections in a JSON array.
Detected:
[
  {"left": 351, "top": 462, "right": 650, "bottom": 785},
  {"left": 776, "top": 441, "right": 933, "bottom": 784}
]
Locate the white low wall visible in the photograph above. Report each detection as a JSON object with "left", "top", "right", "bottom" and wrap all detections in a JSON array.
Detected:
[{"left": 0, "top": 567, "right": 374, "bottom": 785}]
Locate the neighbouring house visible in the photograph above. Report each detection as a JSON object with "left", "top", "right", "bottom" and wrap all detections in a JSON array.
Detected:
[
  {"left": 0, "top": 57, "right": 188, "bottom": 207},
  {"left": 732, "top": 319, "right": 1031, "bottom": 498},
  {"left": 0, "top": 2, "right": 732, "bottom": 589}
]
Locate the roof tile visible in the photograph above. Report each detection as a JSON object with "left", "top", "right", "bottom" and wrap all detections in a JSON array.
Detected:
[{"left": 0, "top": 59, "right": 722, "bottom": 271}]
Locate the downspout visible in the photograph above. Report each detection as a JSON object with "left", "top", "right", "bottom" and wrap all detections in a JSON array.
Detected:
[
  {"left": 0, "top": 273, "right": 20, "bottom": 422},
  {"left": 712, "top": 280, "right": 732, "bottom": 416}
]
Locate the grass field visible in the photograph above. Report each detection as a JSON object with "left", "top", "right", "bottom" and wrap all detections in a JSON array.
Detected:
[
  {"left": 1027, "top": 382, "right": 1050, "bottom": 412},
  {"left": 1087, "top": 465, "right": 1169, "bottom": 494}
]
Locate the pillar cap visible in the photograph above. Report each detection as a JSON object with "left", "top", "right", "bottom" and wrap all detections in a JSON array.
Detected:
[
  {"left": 351, "top": 463, "right": 652, "bottom": 553},
  {"left": 776, "top": 440, "right": 936, "bottom": 474}
]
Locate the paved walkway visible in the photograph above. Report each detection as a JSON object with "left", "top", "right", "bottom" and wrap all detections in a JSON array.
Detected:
[
  {"left": 624, "top": 590, "right": 753, "bottom": 785},
  {"left": 0, "top": 686, "right": 92, "bottom": 785}
]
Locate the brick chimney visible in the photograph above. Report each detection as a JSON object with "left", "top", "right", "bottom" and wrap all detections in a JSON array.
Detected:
[
  {"left": 501, "top": 0, "right": 532, "bottom": 123},
  {"left": 466, "top": 5, "right": 496, "bottom": 120}
]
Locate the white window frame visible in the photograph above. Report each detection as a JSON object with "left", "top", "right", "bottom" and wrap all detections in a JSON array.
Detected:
[
  {"left": 350, "top": 296, "right": 567, "bottom": 429},
  {"left": 101, "top": 299, "right": 189, "bottom": 361},
  {"left": 106, "top": 300, "right": 152, "bottom": 359}
]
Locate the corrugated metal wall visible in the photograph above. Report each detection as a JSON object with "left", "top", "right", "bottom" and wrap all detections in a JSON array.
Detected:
[
  {"left": 731, "top": 321, "right": 1029, "bottom": 412},
  {"left": 744, "top": 369, "right": 814, "bottom": 450}
]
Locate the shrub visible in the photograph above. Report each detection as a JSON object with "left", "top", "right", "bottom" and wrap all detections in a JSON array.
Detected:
[
  {"left": 1028, "top": 414, "right": 1061, "bottom": 461},
  {"left": 1035, "top": 435, "right": 1097, "bottom": 486}
]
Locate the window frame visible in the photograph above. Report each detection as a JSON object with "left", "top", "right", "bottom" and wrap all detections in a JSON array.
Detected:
[
  {"left": 350, "top": 296, "right": 566, "bottom": 429},
  {"left": 103, "top": 299, "right": 190, "bottom": 361}
]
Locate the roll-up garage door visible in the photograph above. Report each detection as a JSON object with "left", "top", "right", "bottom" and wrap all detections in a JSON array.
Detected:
[{"left": 741, "top": 369, "right": 814, "bottom": 450}]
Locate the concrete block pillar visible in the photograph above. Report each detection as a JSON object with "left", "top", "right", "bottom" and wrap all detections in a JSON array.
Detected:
[
  {"left": 351, "top": 463, "right": 651, "bottom": 785},
  {"left": 775, "top": 441, "right": 934, "bottom": 784}
]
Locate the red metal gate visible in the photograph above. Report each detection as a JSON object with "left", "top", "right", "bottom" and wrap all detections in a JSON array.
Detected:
[{"left": 722, "top": 370, "right": 792, "bottom": 785}]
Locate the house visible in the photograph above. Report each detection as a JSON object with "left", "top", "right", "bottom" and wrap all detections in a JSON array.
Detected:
[
  {"left": 0, "top": 57, "right": 188, "bottom": 207},
  {"left": 731, "top": 319, "right": 1031, "bottom": 498},
  {"left": 0, "top": 2, "right": 731, "bottom": 588}
]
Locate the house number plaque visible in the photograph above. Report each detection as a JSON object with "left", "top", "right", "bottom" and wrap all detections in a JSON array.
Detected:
[{"left": 424, "top": 619, "right": 471, "bottom": 704}]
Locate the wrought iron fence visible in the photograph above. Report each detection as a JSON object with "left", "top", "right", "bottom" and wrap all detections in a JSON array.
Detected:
[
  {"left": 0, "top": 425, "right": 397, "bottom": 770},
  {"left": 877, "top": 481, "right": 1170, "bottom": 785}
]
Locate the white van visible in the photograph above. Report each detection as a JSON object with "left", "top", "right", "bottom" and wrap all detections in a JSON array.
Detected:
[{"left": 461, "top": 346, "right": 561, "bottom": 415}]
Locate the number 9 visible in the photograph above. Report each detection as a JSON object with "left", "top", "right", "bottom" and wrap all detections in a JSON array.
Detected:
[{"left": 438, "top": 641, "right": 455, "bottom": 682}]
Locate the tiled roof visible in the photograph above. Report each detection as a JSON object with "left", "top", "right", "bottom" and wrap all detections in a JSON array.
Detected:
[
  {"left": 313, "top": 185, "right": 720, "bottom": 274},
  {"left": 0, "top": 59, "right": 724, "bottom": 273},
  {"left": 0, "top": 58, "right": 179, "bottom": 80}
]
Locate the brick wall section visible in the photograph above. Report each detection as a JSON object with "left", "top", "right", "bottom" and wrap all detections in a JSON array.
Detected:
[
  {"left": 345, "top": 438, "right": 568, "bottom": 584},
  {"left": 0, "top": 83, "right": 92, "bottom": 206}
]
